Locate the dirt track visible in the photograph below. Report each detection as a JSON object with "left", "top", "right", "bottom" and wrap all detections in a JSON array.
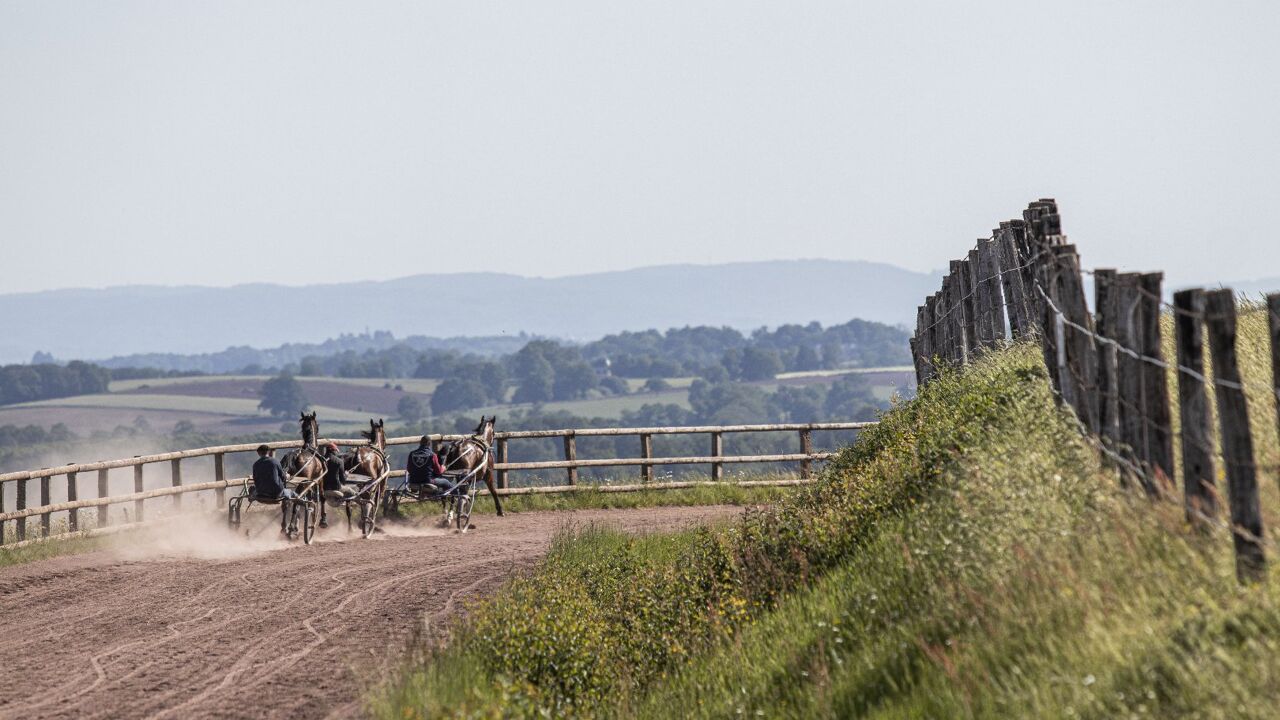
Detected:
[{"left": 0, "top": 505, "right": 742, "bottom": 719}]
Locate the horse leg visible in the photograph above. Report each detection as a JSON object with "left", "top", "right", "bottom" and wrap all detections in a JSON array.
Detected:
[
  {"left": 345, "top": 502, "right": 352, "bottom": 531},
  {"left": 483, "top": 463, "right": 503, "bottom": 517}
]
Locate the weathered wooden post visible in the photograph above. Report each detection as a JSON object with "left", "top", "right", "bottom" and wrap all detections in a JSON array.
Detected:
[
  {"left": 1114, "top": 274, "right": 1150, "bottom": 491},
  {"left": 1204, "top": 289, "right": 1265, "bottom": 582},
  {"left": 959, "top": 256, "right": 980, "bottom": 357},
  {"left": 979, "top": 237, "right": 1007, "bottom": 344},
  {"left": 995, "top": 225, "right": 1020, "bottom": 337},
  {"left": 214, "top": 453, "right": 226, "bottom": 506},
  {"left": 799, "top": 427, "right": 813, "bottom": 479},
  {"left": 926, "top": 292, "right": 941, "bottom": 371},
  {"left": 562, "top": 433, "right": 577, "bottom": 485},
  {"left": 1095, "top": 269, "right": 1121, "bottom": 450},
  {"left": 0, "top": 479, "right": 5, "bottom": 544},
  {"left": 97, "top": 467, "right": 109, "bottom": 527},
  {"left": 66, "top": 471, "right": 78, "bottom": 532},
  {"left": 966, "top": 248, "right": 990, "bottom": 350},
  {"left": 171, "top": 458, "right": 183, "bottom": 510},
  {"left": 1174, "top": 289, "right": 1217, "bottom": 525},
  {"left": 909, "top": 336, "right": 923, "bottom": 387},
  {"left": 1139, "top": 273, "right": 1174, "bottom": 488},
  {"left": 947, "top": 263, "right": 970, "bottom": 365},
  {"left": 640, "top": 433, "right": 653, "bottom": 483},
  {"left": 1268, "top": 293, "right": 1280, "bottom": 442},
  {"left": 1051, "top": 245, "right": 1099, "bottom": 432},
  {"left": 710, "top": 431, "right": 723, "bottom": 481},
  {"left": 496, "top": 438, "right": 509, "bottom": 489},
  {"left": 134, "top": 460, "right": 145, "bottom": 522},
  {"left": 936, "top": 278, "right": 953, "bottom": 365},
  {"left": 39, "top": 472, "right": 51, "bottom": 537},
  {"left": 16, "top": 478, "right": 27, "bottom": 541}
]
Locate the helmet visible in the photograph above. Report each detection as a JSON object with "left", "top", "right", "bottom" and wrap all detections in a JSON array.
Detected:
[{"left": 325, "top": 442, "right": 339, "bottom": 453}]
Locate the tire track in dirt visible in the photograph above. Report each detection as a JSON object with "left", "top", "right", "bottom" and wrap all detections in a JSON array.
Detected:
[{"left": 0, "top": 505, "right": 742, "bottom": 719}]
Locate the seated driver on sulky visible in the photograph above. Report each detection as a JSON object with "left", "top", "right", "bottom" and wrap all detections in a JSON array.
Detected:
[
  {"left": 405, "top": 436, "right": 453, "bottom": 496},
  {"left": 321, "top": 442, "right": 359, "bottom": 502}
]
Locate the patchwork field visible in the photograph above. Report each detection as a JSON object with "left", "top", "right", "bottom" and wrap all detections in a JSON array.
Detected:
[{"left": 0, "top": 368, "right": 911, "bottom": 439}]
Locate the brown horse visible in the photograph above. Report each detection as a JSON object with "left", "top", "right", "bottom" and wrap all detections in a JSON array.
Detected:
[
  {"left": 280, "top": 411, "right": 327, "bottom": 520},
  {"left": 439, "top": 415, "right": 503, "bottom": 516},
  {"left": 346, "top": 418, "right": 388, "bottom": 480}
]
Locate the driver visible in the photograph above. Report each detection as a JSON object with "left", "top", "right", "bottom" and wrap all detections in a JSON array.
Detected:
[
  {"left": 321, "top": 442, "right": 359, "bottom": 501},
  {"left": 405, "top": 436, "right": 453, "bottom": 495}
]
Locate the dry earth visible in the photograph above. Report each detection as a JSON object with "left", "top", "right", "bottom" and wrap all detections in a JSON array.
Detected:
[{"left": 0, "top": 505, "right": 742, "bottom": 719}]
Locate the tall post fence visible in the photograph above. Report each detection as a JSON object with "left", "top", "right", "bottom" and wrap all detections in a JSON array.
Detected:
[
  {"left": 0, "top": 421, "right": 873, "bottom": 544},
  {"left": 910, "top": 198, "right": 1280, "bottom": 583}
]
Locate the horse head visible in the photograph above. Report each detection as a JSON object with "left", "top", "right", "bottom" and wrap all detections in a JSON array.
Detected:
[
  {"left": 299, "top": 411, "right": 318, "bottom": 448},
  {"left": 361, "top": 418, "right": 386, "bottom": 449}
]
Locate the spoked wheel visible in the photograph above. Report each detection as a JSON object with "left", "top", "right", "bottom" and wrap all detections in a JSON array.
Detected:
[
  {"left": 456, "top": 488, "right": 474, "bottom": 532},
  {"left": 227, "top": 497, "right": 242, "bottom": 529},
  {"left": 302, "top": 501, "right": 316, "bottom": 545}
]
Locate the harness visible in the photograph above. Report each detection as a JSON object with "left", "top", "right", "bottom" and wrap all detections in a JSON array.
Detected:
[{"left": 442, "top": 434, "right": 491, "bottom": 472}]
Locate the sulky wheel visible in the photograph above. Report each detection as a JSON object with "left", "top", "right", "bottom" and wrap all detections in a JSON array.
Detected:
[
  {"left": 302, "top": 501, "right": 316, "bottom": 545},
  {"left": 227, "top": 497, "right": 241, "bottom": 530},
  {"left": 456, "top": 493, "right": 473, "bottom": 533}
]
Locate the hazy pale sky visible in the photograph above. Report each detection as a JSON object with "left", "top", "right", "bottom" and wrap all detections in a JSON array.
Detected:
[{"left": 2, "top": 1, "right": 1278, "bottom": 294}]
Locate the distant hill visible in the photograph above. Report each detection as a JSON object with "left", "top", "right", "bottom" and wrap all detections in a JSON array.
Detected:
[{"left": 0, "top": 260, "right": 940, "bottom": 364}]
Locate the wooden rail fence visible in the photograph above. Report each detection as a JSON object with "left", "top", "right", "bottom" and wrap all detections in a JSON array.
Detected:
[
  {"left": 910, "top": 198, "right": 1280, "bottom": 583},
  {"left": 0, "top": 421, "right": 872, "bottom": 544}
]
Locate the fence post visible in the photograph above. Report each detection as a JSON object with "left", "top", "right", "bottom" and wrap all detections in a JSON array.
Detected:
[
  {"left": 710, "top": 432, "right": 722, "bottom": 480},
  {"left": 171, "top": 459, "right": 183, "bottom": 510},
  {"left": 134, "top": 462, "right": 145, "bottom": 523},
  {"left": 640, "top": 433, "right": 653, "bottom": 482},
  {"left": 1139, "top": 273, "right": 1174, "bottom": 488},
  {"left": 1094, "top": 269, "right": 1121, "bottom": 451},
  {"left": 1114, "top": 273, "right": 1150, "bottom": 492},
  {"left": 562, "top": 433, "right": 577, "bottom": 485},
  {"left": 496, "top": 438, "right": 509, "bottom": 489},
  {"left": 1268, "top": 293, "right": 1280, "bottom": 441},
  {"left": 40, "top": 472, "right": 51, "bottom": 538},
  {"left": 1052, "top": 245, "right": 1099, "bottom": 433},
  {"left": 1174, "top": 289, "right": 1217, "bottom": 525},
  {"left": 67, "top": 471, "right": 78, "bottom": 532},
  {"left": 927, "top": 292, "right": 941, "bottom": 372},
  {"left": 959, "top": 256, "right": 980, "bottom": 357},
  {"left": 947, "top": 263, "right": 969, "bottom": 365},
  {"left": 966, "top": 249, "right": 990, "bottom": 350},
  {"left": 214, "top": 453, "right": 226, "bottom": 507},
  {"left": 97, "top": 467, "right": 109, "bottom": 527},
  {"left": 1204, "top": 289, "right": 1265, "bottom": 582},
  {"left": 909, "top": 336, "right": 923, "bottom": 387},
  {"left": 996, "top": 223, "right": 1029, "bottom": 337},
  {"left": 799, "top": 428, "right": 813, "bottom": 479},
  {"left": 979, "top": 237, "right": 1007, "bottom": 344},
  {"left": 936, "top": 277, "right": 953, "bottom": 365},
  {"left": 0, "top": 479, "right": 5, "bottom": 544},
  {"left": 17, "top": 478, "right": 27, "bottom": 541}
]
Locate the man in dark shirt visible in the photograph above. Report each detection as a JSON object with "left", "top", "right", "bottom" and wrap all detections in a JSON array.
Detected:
[
  {"left": 251, "top": 445, "right": 295, "bottom": 500},
  {"left": 406, "top": 436, "right": 453, "bottom": 496},
  {"left": 322, "top": 442, "right": 359, "bottom": 501}
]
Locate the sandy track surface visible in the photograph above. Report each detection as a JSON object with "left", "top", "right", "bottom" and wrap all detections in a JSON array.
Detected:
[{"left": 0, "top": 505, "right": 742, "bottom": 719}]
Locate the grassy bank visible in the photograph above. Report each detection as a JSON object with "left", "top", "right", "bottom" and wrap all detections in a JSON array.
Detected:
[
  {"left": 374, "top": 336, "right": 1280, "bottom": 718},
  {"left": 397, "top": 476, "right": 802, "bottom": 518}
]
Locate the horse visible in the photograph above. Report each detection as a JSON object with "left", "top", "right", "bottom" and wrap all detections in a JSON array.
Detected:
[
  {"left": 279, "top": 410, "right": 328, "bottom": 522},
  {"left": 438, "top": 415, "right": 503, "bottom": 517},
  {"left": 345, "top": 418, "right": 388, "bottom": 480}
]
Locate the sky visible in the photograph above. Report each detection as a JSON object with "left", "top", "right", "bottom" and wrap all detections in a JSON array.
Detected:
[{"left": 2, "top": 1, "right": 1279, "bottom": 294}]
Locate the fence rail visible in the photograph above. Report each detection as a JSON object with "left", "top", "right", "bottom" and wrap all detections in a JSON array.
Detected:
[
  {"left": 909, "top": 197, "right": 1280, "bottom": 584},
  {"left": 0, "top": 422, "right": 872, "bottom": 543}
]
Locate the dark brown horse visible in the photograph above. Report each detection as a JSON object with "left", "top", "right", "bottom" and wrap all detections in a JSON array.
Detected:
[
  {"left": 439, "top": 415, "right": 503, "bottom": 516},
  {"left": 280, "top": 411, "right": 327, "bottom": 520}
]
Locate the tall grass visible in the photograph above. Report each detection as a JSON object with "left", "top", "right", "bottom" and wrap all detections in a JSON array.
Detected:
[{"left": 373, "top": 328, "right": 1280, "bottom": 718}]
